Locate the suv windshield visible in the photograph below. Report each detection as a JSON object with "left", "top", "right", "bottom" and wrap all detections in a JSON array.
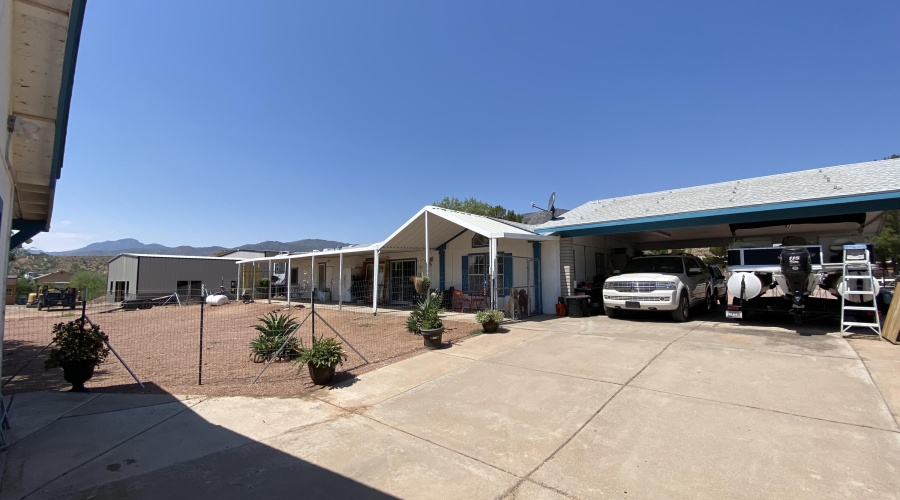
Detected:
[{"left": 621, "top": 257, "right": 685, "bottom": 275}]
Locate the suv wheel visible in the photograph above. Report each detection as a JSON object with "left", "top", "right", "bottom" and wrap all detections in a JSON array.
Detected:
[
  {"left": 718, "top": 290, "right": 728, "bottom": 306},
  {"left": 671, "top": 292, "right": 690, "bottom": 322},
  {"left": 605, "top": 306, "right": 621, "bottom": 319},
  {"left": 706, "top": 288, "right": 715, "bottom": 312}
]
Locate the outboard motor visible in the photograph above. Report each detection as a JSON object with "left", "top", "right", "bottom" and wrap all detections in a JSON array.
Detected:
[{"left": 779, "top": 246, "right": 812, "bottom": 321}]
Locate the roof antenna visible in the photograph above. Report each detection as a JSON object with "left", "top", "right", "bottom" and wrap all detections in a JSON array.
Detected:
[{"left": 531, "top": 192, "right": 556, "bottom": 220}]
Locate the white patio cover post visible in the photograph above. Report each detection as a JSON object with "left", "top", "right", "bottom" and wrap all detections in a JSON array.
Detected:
[
  {"left": 286, "top": 257, "right": 292, "bottom": 308},
  {"left": 372, "top": 248, "right": 380, "bottom": 315},
  {"left": 311, "top": 254, "right": 316, "bottom": 305},
  {"left": 237, "top": 263, "right": 241, "bottom": 300},
  {"left": 338, "top": 252, "right": 344, "bottom": 310},
  {"left": 267, "top": 261, "right": 272, "bottom": 303},
  {"left": 424, "top": 211, "right": 430, "bottom": 279},
  {"left": 489, "top": 237, "right": 498, "bottom": 309}
]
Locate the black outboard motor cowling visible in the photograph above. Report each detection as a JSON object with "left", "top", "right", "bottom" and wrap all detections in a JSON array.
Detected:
[{"left": 779, "top": 246, "right": 812, "bottom": 308}]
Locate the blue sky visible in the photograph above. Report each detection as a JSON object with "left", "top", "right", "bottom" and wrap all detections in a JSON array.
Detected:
[{"left": 28, "top": 0, "right": 900, "bottom": 252}]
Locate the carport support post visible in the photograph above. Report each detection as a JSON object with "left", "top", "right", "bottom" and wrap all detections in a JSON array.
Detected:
[
  {"left": 424, "top": 211, "right": 430, "bottom": 279},
  {"left": 236, "top": 263, "right": 241, "bottom": 300},
  {"left": 489, "top": 237, "right": 498, "bottom": 309},
  {"left": 286, "top": 258, "right": 292, "bottom": 307},
  {"left": 311, "top": 254, "right": 316, "bottom": 306},
  {"left": 267, "top": 261, "right": 272, "bottom": 303},
  {"left": 338, "top": 252, "right": 343, "bottom": 310},
  {"left": 372, "top": 249, "right": 379, "bottom": 315}
]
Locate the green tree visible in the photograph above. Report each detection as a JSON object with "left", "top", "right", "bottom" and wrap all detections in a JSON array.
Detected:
[
  {"left": 433, "top": 197, "right": 524, "bottom": 222},
  {"left": 16, "top": 278, "right": 34, "bottom": 299},
  {"left": 705, "top": 247, "right": 728, "bottom": 266},
  {"left": 69, "top": 271, "right": 107, "bottom": 301},
  {"left": 874, "top": 210, "right": 899, "bottom": 275}
]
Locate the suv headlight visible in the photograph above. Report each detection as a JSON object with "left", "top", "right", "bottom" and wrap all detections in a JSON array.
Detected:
[
  {"left": 656, "top": 282, "right": 676, "bottom": 290},
  {"left": 603, "top": 282, "right": 613, "bottom": 289}
]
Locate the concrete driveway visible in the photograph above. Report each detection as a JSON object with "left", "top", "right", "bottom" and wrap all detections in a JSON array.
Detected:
[{"left": 3, "top": 311, "right": 899, "bottom": 499}]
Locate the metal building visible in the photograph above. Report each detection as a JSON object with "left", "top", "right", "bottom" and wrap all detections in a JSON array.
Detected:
[{"left": 106, "top": 254, "right": 241, "bottom": 302}]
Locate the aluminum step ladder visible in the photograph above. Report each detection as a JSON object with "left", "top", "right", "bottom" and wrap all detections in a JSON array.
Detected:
[{"left": 840, "top": 244, "right": 882, "bottom": 337}]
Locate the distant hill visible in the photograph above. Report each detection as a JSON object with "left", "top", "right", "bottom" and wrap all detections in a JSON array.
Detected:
[
  {"left": 8, "top": 253, "right": 109, "bottom": 277},
  {"left": 44, "top": 238, "right": 350, "bottom": 257}
]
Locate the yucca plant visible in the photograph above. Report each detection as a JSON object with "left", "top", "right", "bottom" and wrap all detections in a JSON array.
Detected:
[{"left": 249, "top": 311, "right": 300, "bottom": 362}]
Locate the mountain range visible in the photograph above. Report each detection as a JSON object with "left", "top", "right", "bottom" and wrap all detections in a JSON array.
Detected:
[{"left": 45, "top": 238, "right": 351, "bottom": 257}]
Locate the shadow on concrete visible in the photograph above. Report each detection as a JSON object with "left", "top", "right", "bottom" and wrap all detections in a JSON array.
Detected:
[{"left": 1, "top": 391, "right": 398, "bottom": 500}]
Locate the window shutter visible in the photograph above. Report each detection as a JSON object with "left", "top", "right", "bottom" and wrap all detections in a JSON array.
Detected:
[
  {"left": 503, "top": 254, "right": 513, "bottom": 297},
  {"left": 461, "top": 256, "right": 469, "bottom": 292}
]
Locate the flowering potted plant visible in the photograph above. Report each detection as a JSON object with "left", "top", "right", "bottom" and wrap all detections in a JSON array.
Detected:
[{"left": 476, "top": 309, "right": 504, "bottom": 333}]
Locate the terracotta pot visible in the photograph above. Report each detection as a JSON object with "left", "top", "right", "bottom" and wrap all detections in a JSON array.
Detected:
[
  {"left": 482, "top": 320, "right": 499, "bottom": 333},
  {"left": 421, "top": 326, "right": 444, "bottom": 350},
  {"left": 62, "top": 362, "right": 95, "bottom": 392},
  {"left": 307, "top": 362, "right": 336, "bottom": 385}
]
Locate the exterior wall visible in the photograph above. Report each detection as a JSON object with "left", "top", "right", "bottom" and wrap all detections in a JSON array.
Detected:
[
  {"left": 223, "top": 250, "right": 270, "bottom": 260},
  {"left": 1, "top": 0, "right": 15, "bottom": 383},
  {"left": 106, "top": 255, "right": 139, "bottom": 301},
  {"left": 135, "top": 257, "right": 239, "bottom": 298},
  {"left": 540, "top": 239, "right": 561, "bottom": 313}
]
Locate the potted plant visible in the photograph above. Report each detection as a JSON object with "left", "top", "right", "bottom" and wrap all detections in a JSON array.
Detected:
[
  {"left": 406, "top": 291, "right": 445, "bottom": 349},
  {"left": 476, "top": 309, "right": 504, "bottom": 333},
  {"left": 43, "top": 318, "right": 110, "bottom": 392},
  {"left": 296, "top": 335, "right": 348, "bottom": 385},
  {"left": 249, "top": 311, "right": 300, "bottom": 362}
]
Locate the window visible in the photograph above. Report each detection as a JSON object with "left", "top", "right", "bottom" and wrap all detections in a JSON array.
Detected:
[
  {"left": 464, "top": 254, "right": 507, "bottom": 295},
  {"left": 472, "top": 234, "right": 488, "bottom": 248},
  {"left": 177, "top": 280, "right": 203, "bottom": 299},
  {"left": 6, "top": 288, "right": 11, "bottom": 296}
]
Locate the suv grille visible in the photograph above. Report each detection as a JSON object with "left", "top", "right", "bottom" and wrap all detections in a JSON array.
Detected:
[{"left": 607, "top": 281, "right": 658, "bottom": 293}]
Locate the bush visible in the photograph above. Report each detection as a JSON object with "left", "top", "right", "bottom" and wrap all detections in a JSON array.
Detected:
[
  {"left": 476, "top": 309, "right": 504, "bottom": 323},
  {"left": 296, "top": 336, "right": 347, "bottom": 369},
  {"left": 249, "top": 311, "right": 300, "bottom": 360},
  {"left": 406, "top": 291, "right": 444, "bottom": 333},
  {"left": 44, "top": 319, "right": 110, "bottom": 370}
]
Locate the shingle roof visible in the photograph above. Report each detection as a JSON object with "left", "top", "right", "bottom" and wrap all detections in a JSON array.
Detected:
[{"left": 536, "top": 159, "right": 900, "bottom": 231}]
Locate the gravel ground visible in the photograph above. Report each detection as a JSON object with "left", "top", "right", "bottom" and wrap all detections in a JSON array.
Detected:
[{"left": 2, "top": 301, "right": 481, "bottom": 397}]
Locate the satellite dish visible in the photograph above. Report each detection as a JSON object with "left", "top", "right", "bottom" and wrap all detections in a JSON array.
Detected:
[{"left": 530, "top": 192, "right": 558, "bottom": 220}]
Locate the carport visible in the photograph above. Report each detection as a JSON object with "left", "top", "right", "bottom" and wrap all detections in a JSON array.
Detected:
[{"left": 534, "top": 159, "right": 900, "bottom": 294}]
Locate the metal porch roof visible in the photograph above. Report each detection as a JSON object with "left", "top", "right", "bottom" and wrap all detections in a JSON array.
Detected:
[{"left": 379, "top": 206, "right": 555, "bottom": 252}]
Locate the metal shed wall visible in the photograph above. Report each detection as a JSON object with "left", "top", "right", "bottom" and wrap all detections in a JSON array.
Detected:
[
  {"left": 135, "top": 257, "right": 239, "bottom": 298},
  {"left": 107, "top": 255, "right": 138, "bottom": 301}
]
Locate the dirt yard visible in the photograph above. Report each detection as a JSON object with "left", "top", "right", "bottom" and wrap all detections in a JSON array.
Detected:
[{"left": 2, "top": 301, "right": 481, "bottom": 397}]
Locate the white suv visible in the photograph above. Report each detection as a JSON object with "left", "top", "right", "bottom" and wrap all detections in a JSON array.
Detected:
[{"left": 603, "top": 254, "right": 714, "bottom": 322}]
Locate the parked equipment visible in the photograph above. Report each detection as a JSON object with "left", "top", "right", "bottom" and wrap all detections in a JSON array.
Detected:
[{"left": 37, "top": 286, "right": 78, "bottom": 311}]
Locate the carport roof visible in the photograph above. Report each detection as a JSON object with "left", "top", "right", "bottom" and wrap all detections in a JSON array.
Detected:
[{"left": 534, "top": 158, "right": 900, "bottom": 237}]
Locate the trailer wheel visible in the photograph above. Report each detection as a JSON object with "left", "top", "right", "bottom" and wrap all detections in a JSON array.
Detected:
[{"left": 672, "top": 292, "right": 690, "bottom": 322}]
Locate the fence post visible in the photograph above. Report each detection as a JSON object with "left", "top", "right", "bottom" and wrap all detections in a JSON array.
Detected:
[{"left": 199, "top": 300, "right": 204, "bottom": 385}]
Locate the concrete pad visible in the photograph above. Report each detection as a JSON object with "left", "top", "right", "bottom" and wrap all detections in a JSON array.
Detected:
[
  {"left": 315, "top": 351, "right": 472, "bottom": 409},
  {"left": 63, "top": 414, "right": 515, "bottom": 500},
  {"left": 0, "top": 400, "right": 190, "bottom": 499},
  {"left": 503, "top": 480, "right": 571, "bottom": 500},
  {"left": 532, "top": 387, "right": 900, "bottom": 500},
  {"left": 485, "top": 332, "right": 666, "bottom": 384},
  {"left": 65, "top": 393, "right": 200, "bottom": 417},
  {"left": 849, "top": 338, "right": 900, "bottom": 362},
  {"left": 632, "top": 342, "right": 898, "bottom": 431},
  {"left": 580, "top": 315, "right": 698, "bottom": 342},
  {"left": 683, "top": 322, "right": 857, "bottom": 358},
  {"left": 365, "top": 361, "right": 619, "bottom": 476},
  {"left": 40, "top": 396, "right": 345, "bottom": 497},
  {"left": 864, "top": 359, "right": 900, "bottom": 428},
  {"left": 268, "top": 414, "right": 518, "bottom": 499},
  {"left": 1, "top": 392, "right": 98, "bottom": 446},
  {"left": 438, "top": 327, "right": 547, "bottom": 360}
]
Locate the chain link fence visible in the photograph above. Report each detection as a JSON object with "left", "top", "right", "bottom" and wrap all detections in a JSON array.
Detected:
[{"left": 2, "top": 289, "right": 487, "bottom": 397}]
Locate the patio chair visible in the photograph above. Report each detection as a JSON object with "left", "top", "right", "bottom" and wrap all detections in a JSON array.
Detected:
[
  {"left": 469, "top": 291, "right": 487, "bottom": 312},
  {"left": 451, "top": 290, "right": 470, "bottom": 313}
]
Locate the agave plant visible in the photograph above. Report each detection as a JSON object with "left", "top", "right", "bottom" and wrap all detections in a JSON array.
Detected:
[{"left": 249, "top": 311, "right": 300, "bottom": 362}]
